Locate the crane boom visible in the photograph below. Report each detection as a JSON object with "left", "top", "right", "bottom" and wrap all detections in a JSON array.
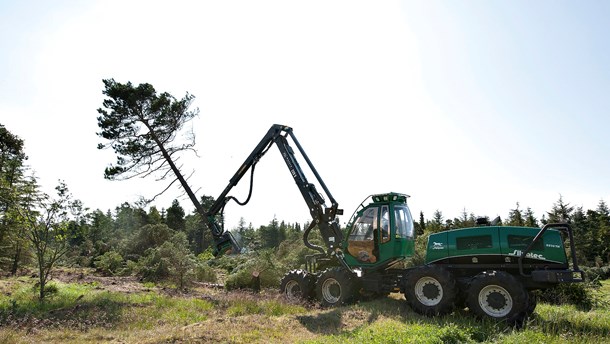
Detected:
[{"left": 207, "top": 124, "right": 344, "bottom": 258}]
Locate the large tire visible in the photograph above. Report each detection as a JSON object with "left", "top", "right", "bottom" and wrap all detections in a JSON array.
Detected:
[
  {"left": 404, "top": 266, "right": 457, "bottom": 316},
  {"left": 280, "top": 270, "right": 315, "bottom": 301},
  {"left": 467, "top": 271, "right": 528, "bottom": 325},
  {"left": 315, "top": 267, "right": 356, "bottom": 307},
  {"left": 525, "top": 291, "right": 538, "bottom": 316}
]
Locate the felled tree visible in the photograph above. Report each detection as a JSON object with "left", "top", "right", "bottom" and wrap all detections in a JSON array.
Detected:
[{"left": 96, "top": 79, "right": 206, "bottom": 217}]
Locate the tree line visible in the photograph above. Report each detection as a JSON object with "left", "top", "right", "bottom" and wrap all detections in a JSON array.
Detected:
[
  {"left": 2, "top": 121, "right": 608, "bottom": 282},
  {"left": 1, "top": 79, "right": 608, "bottom": 298},
  {"left": 414, "top": 197, "right": 610, "bottom": 267}
]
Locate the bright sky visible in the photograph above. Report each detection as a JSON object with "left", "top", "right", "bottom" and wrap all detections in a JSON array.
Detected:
[{"left": 1, "top": 1, "right": 609, "bottom": 230}]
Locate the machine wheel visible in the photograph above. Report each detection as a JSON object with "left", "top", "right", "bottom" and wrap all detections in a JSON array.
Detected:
[
  {"left": 467, "top": 271, "right": 528, "bottom": 325},
  {"left": 525, "top": 291, "right": 538, "bottom": 316},
  {"left": 404, "top": 265, "right": 457, "bottom": 316},
  {"left": 315, "top": 267, "right": 356, "bottom": 307},
  {"left": 280, "top": 270, "right": 315, "bottom": 301}
]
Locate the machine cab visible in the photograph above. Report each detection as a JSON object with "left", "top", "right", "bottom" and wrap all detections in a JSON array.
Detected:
[{"left": 343, "top": 193, "right": 415, "bottom": 268}]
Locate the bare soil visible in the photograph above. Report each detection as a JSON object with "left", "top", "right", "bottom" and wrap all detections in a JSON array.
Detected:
[{"left": 51, "top": 268, "right": 149, "bottom": 294}]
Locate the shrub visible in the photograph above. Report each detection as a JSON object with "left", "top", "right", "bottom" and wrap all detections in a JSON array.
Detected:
[
  {"left": 224, "top": 250, "right": 284, "bottom": 290},
  {"left": 275, "top": 239, "right": 310, "bottom": 269},
  {"left": 197, "top": 248, "right": 214, "bottom": 262},
  {"left": 538, "top": 281, "right": 602, "bottom": 310},
  {"left": 94, "top": 251, "right": 124, "bottom": 276},
  {"left": 126, "top": 224, "right": 175, "bottom": 257},
  {"left": 137, "top": 248, "right": 170, "bottom": 282},
  {"left": 194, "top": 261, "right": 217, "bottom": 283},
  {"left": 119, "top": 260, "right": 138, "bottom": 276},
  {"left": 405, "top": 232, "right": 428, "bottom": 267},
  {"left": 136, "top": 232, "right": 196, "bottom": 289},
  {"left": 583, "top": 266, "right": 610, "bottom": 281}
]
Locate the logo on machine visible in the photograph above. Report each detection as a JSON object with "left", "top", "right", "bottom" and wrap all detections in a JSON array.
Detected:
[
  {"left": 508, "top": 249, "right": 546, "bottom": 260},
  {"left": 432, "top": 242, "right": 444, "bottom": 250},
  {"left": 282, "top": 152, "right": 298, "bottom": 178}
]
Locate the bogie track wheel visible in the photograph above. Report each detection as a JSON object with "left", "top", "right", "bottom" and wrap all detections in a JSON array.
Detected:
[
  {"left": 280, "top": 270, "right": 315, "bottom": 301},
  {"left": 404, "top": 265, "right": 457, "bottom": 316},
  {"left": 315, "top": 267, "right": 356, "bottom": 307},
  {"left": 467, "top": 271, "right": 528, "bottom": 325}
]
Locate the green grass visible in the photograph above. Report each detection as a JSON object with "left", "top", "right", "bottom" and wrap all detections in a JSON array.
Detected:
[
  {"left": 0, "top": 277, "right": 609, "bottom": 343},
  {"left": 227, "top": 299, "right": 306, "bottom": 317},
  {"left": 600, "top": 279, "right": 610, "bottom": 299},
  {"left": 303, "top": 319, "right": 477, "bottom": 344},
  {"left": 0, "top": 278, "right": 214, "bottom": 331}
]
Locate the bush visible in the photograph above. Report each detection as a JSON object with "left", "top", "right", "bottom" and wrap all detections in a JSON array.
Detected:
[
  {"left": 405, "top": 232, "right": 428, "bottom": 267},
  {"left": 583, "top": 266, "right": 610, "bottom": 281},
  {"left": 538, "top": 281, "right": 602, "bottom": 310},
  {"left": 224, "top": 250, "right": 284, "bottom": 290},
  {"left": 194, "top": 260, "right": 217, "bottom": 283},
  {"left": 119, "top": 260, "right": 138, "bottom": 276},
  {"left": 94, "top": 251, "right": 124, "bottom": 276},
  {"left": 136, "top": 232, "right": 196, "bottom": 289},
  {"left": 209, "top": 253, "right": 249, "bottom": 273},
  {"left": 275, "top": 239, "right": 310, "bottom": 269},
  {"left": 126, "top": 224, "right": 175, "bottom": 257},
  {"left": 138, "top": 248, "right": 170, "bottom": 282},
  {"left": 197, "top": 248, "right": 214, "bottom": 262}
]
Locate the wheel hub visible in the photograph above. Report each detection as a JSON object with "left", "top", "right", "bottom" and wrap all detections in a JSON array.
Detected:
[
  {"left": 478, "top": 284, "right": 512, "bottom": 317},
  {"left": 322, "top": 278, "right": 341, "bottom": 304},
  {"left": 486, "top": 291, "right": 506, "bottom": 310},
  {"left": 415, "top": 276, "right": 442, "bottom": 306},
  {"left": 422, "top": 283, "right": 440, "bottom": 300},
  {"left": 285, "top": 280, "right": 302, "bottom": 299}
]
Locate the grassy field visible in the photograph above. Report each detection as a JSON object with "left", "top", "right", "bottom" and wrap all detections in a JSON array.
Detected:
[{"left": 1, "top": 275, "right": 609, "bottom": 344}]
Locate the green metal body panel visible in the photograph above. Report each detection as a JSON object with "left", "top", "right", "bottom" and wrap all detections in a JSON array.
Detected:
[
  {"left": 425, "top": 226, "right": 568, "bottom": 265},
  {"left": 342, "top": 193, "right": 415, "bottom": 269}
]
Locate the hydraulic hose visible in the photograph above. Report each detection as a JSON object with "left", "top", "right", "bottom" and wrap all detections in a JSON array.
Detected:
[{"left": 303, "top": 221, "right": 325, "bottom": 254}]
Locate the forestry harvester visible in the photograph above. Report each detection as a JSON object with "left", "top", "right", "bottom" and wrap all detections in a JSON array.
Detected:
[{"left": 205, "top": 124, "right": 583, "bottom": 324}]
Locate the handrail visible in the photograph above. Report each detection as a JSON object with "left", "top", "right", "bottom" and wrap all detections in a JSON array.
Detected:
[{"left": 518, "top": 223, "right": 581, "bottom": 277}]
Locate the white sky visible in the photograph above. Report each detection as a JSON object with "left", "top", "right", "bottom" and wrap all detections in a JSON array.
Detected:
[{"left": 1, "top": 1, "right": 609, "bottom": 229}]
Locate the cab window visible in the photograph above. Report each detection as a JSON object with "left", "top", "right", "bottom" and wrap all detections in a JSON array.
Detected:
[
  {"left": 394, "top": 205, "right": 414, "bottom": 238},
  {"left": 349, "top": 207, "right": 378, "bottom": 241},
  {"left": 381, "top": 206, "right": 390, "bottom": 243}
]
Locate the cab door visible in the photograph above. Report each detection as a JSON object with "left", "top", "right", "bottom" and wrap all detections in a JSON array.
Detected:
[
  {"left": 375, "top": 205, "right": 393, "bottom": 263},
  {"left": 347, "top": 206, "right": 379, "bottom": 263}
]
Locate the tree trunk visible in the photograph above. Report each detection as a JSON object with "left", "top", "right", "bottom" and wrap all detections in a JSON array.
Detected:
[
  {"left": 10, "top": 245, "right": 20, "bottom": 275},
  {"left": 144, "top": 124, "right": 206, "bottom": 219},
  {"left": 39, "top": 263, "right": 45, "bottom": 300}
]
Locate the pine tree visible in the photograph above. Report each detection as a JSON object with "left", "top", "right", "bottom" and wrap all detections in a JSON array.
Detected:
[
  {"left": 165, "top": 199, "right": 186, "bottom": 232},
  {"left": 571, "top": 207, "right": 589, "bottom": 265},
  {"left": 507, "top": 202, "right": 525, "bottom": 226},
  {"left": 427, "top": 210, "right": 444, "bottom": 233},
  {"left": 547, "top": 195, "right": 574, "bottom": 223},
  {"left": 596, "top": 200, "right": 610, "bottom": 263},
  {"left": 524, "top": 207, "right": 538, "bottom": 227},
  {"left": 147, "top": 206, "right": 163, "bottom": 224}
]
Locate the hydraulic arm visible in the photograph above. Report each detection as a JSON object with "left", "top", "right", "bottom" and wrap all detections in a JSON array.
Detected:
[{"left": 207, "top": 124, "right": 344, "bottom": 258}]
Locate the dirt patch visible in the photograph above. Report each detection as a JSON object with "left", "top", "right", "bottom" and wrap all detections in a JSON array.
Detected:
[{"left": 50, "top": 268, "right": 150, "bottom": 294}]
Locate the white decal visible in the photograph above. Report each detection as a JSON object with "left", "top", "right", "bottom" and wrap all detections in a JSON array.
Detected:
[
  {"left": 509, "top": 249, "right": 546, "bottom": 260},
  {"left": 432, "top": 242, "right": 444, "bottom": 250}
]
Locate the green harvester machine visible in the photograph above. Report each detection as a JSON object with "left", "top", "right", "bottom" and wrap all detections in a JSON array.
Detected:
[{"left": 204, "top": 124, "right": 583, "bottom": 324}]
